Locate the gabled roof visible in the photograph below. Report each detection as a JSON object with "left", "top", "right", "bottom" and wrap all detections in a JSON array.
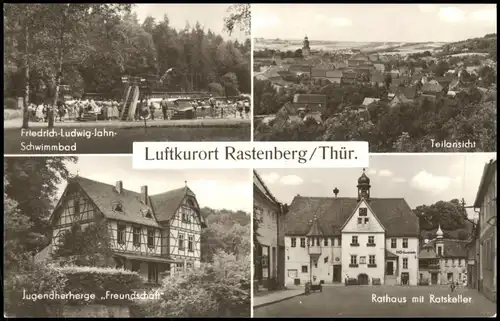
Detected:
[
  {"left": 293, "top": 94, "right": 327, "bottom": 104},
  {"left": 65, "top": 176, "right": 160, "bottom": 227},
  {"left": 306, "top": 216, "right": 324, "bottom": 236},
  {"left": 423, "top": 239, "right": 469, "bottom": 258},
  {"left": 254, "top": 170, "right": 281, "bottom": 207},
  {"left": 419, "top": 245, "right": 438, "bottom": 259},
  {"left": 397, "top": 87, "right": 418, "bottom": 99},
  {"left": 284, "top": 196, "right": 419, "bottom": 237},
  {"left": 150, "top": 186, "right": 198, "bottom": 222},
  {"left": 362, "top": 97, "right": 380, "bottom": 106},
  {"left": 421, "top": 81, "right": 443, "bottom": 93},
  {"left": 56, "top": 176, "right": 204, "bottom": 228},
  {"left": 385, "top": 249, "right": 398, "bottom": 259},
  {"left": 474, "top": 159, "right": 497, "bottom": 207}
]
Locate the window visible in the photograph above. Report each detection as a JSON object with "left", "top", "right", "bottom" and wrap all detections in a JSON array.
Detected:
[
  {"left": 360, "top": 256, "right": 366, "bottom": 264},
  {"left": 176, "top": 263, "right": 184, "bottom": 268},
  {"left": 351, "top": 236, "right": 358, "bottom": 245},
  {"left": 364, "top": 218, "right": 369, "bottom": 224},
  {"left": 145, "top": 210, "right": 152, "bottom": 218},
  {"left": 132, "top": 260, "right": 141, "bottom": 272},
  {"left": 368, "top": 236, "right": 375, "bottom": 244},
  {"left": 369, "top": 255, "right": 375, "bottom": 265},
  {"left": 74, "top": 199, "right": 80, "bottom": 215},
  {"left": 359, "top": 208, "right": 367, "bottom": 216},
  {"left": 402, "top": 238, "right": 408, "bottom": 248},
  {"left": 182, "top": 208, "right": 190, "bottom": 223},
  {"left": 316, "top": 238, "right": 320, "bottom": 246},
  {"left": 403, "top": 258, "right": 408, "bottom": 269},
  {"left": 288, "top": 269, "right": 298, "bottom": 277},
  {"left": 186, "top": 263, "right": 193, "bottom": 269},
  {"left": 350, "top": 255, "right": 357, "bottom": 265},
  {"left": 115, "top": 203, "right": 123, "bottom": 212},
  {"left": 291, "top": 238, "right": 296, "bottom": 248},
  {"left": 178, "top": 234, "right": 185, "bottom": 250},
  {"left": 117, "top": 224, "right": 126, "bottom": 245},
  {"left": 391, "top": 238, "right": 397, "bottom": 248},
  {"left": 301, "top": 265, "right": 308, "bottom": 273},
  {"left": 147, "top": 229, "right": 155, "bottom": 248},
  {"left": 133, "top": 227, "right": 141, "bottom": 247},
  {"left": 324, "top": 256, "right": 328, "bottom": 263},
  {"left": 300, "top": 238, "right": 306, "bottom": 248},
  {"left": 188, "top": 235, "right": 194, "bottom": 252},
  {"left": 324, "top": 238, "right": 328, "bottom": 246},
  {"left": 338, "top": 237, "right": 342, "bottom": 246},
  {"left": 437, "top": 246, "right": 442, "bottom": 256},
  {"left": 357, "top": 217, "right": 363, "bottom": 224}
]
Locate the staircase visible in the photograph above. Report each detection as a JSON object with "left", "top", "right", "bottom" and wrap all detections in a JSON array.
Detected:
[{"left": 120, "top": 85, "right": 137, "bottom": 121}]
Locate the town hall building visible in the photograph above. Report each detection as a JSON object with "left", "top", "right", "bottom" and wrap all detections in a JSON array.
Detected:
[
  {"left": 39, "top": 176, "right": 206, "bottom": 285},
  {"left": 284, "top": 170, "right": 420, "bottom": 286}
]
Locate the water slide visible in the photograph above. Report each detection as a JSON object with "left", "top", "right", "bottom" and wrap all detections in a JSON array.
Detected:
[
  {"left": 120, "top": 86, "right": 132, "bottom": 120},
  {"left": 127, "top": 85, "right": 140, "bottom": 120}
]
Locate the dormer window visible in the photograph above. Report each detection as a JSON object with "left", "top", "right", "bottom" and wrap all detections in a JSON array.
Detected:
[
  {"left": 145, "top": 210, "right": 152, "bottom": 219},
  {"left": 114, "top": 202, "right": 123, "bottom": 212}
]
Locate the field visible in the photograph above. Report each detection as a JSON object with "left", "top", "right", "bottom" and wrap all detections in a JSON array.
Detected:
[{"left": 254, "top": 38, "right": 447, "bottom": 54}]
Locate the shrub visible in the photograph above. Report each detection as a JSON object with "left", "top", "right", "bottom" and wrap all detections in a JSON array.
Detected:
[
  {"left": 53, "top": 265, "right": 143, "bottom": 305},
  {"left": 4, "top": 264, "right": 67, "bottom": 317},
  {"left": 137, "top": 251, "right": 250, "bottom": 317},
  {"left": 4, "top": 109, "right": 23, "bottom": 120}
]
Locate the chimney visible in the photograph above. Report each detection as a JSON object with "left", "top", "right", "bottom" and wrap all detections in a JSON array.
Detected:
[
  {"left": 141, "top": 185, "right": 148, "bottom": 205},
  {"left": 333, "top": 187, "right": 339, "bottom": 198},
  {"left": 116, "top": 181, "right": 123, "bottom": 194}
]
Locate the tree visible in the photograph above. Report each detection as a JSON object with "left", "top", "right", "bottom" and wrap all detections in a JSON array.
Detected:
[
  {"left": 414, "top": 199, "right": 468, "bottom": 231},
  {"left": 221, "top": 72, "right": 240, "bottom": 97},
  {"left": 51, "top": 219, "right": 114, "bottom": 267},
  {"left": 3, "top": 157, "right": 77, "bottom": 258},
  {"left": 223, "top": 4, "right": 251, "bottom": 36}
]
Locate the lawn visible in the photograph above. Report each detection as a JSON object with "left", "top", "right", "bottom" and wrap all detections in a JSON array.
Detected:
[
  {"left": 4, "top": 125, "right": 251, "bottom": 154},
  {"left": 254, "top": 285, "right": 496, "bottom": 317}
]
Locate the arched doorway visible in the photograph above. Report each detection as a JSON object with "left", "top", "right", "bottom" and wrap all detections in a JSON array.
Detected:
[{"left": 358, "top": 273, "right": 369, "bottom": 285}]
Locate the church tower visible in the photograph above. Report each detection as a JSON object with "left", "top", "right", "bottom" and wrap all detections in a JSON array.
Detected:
[
  {"left": 302, "top": 35, "right": 311, "bottom": 57},
  {"left": 357, "top": 169, "right": 371, "bottom": 201}
]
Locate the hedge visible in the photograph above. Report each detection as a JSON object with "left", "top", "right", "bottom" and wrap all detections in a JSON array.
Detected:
[{"left": 53, "top": 265, "right": 143, "bottom": 305}]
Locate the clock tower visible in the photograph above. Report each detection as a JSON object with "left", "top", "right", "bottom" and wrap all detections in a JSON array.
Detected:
[
  {"left": 302, "top": 35, "right": 311, "bottom": 57},
  {"left": 357, "top": 169, "right": 371, "bottom": 201}
]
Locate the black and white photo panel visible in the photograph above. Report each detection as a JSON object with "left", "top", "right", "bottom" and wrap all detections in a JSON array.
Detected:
[
  {"left": 252, "top": 154, "right": 496, "bottom": 317},
  {"left": 252, "top": 4, "right": 496, "bottom": 153},
  {"left": 4, "top": 3, "right": 251, "bottom": 154},
  {"left": 4, "top": 156, "right": 252, "bottom": 317}
]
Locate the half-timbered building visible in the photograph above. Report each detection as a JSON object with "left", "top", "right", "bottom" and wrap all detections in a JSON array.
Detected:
[{"left": 47, "top": 176, "right": 206, "bottom": 284}]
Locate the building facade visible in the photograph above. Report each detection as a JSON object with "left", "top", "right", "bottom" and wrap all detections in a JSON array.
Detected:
[
  {"left": 47, "top": 176, "right": 206, "bottom": 284},
  {"left": 419, "top": 226, "right": 468, "bottom": 285},
  {"left": 254, "top": 170, "right": 285, "bottom": 289},
  {"left": 474, "top": 159, "right": 497, "bottom": 302},
  {"left": 284, "top": 170, "right": 420, "bottom": 286}
]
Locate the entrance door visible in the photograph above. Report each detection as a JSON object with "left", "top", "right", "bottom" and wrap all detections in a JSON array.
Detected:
[
  {"left": 148, "top": 263, "right": 158, "bottom": 284},
  {"left": 401, "top": 272, "right": 409, "bottom": 285},
  {"left": 431, "top": 273, "right": 438, "bottom": 285},
  {"left": 358, "top": 273, "right": 369, "bottom": 285},
  {"left": 333, "top": 266, "right": 342, "bottom": 282},
  {"left": 386, "top": 261, "right": 394, "bottom": 276}
]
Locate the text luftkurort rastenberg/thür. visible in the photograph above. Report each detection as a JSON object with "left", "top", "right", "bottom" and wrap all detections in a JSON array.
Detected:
[
  {"left": 372, "top": 293, "right": 473, "bottom": 304},
  {"left": 144, "top": 145, "right": 358, "bottom": 164}
]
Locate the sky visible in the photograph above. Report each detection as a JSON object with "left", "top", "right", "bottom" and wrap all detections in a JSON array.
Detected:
[
  {"left": 132, "top": 4, "right": 246, "bottom": 41},
  {"left": 58, "top": 156, "right": 252, "bottom": 213},
  {"left": 252, "top": 4, "right": 497, "bottom": 42},
  {"left": 257, "top": 153, "right": 496, "bottom": 219}
]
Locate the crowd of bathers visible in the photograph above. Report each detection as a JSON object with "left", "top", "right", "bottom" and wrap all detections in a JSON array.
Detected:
[{"left": 26, "top": 94, "right": 251, "bottom": 123}]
